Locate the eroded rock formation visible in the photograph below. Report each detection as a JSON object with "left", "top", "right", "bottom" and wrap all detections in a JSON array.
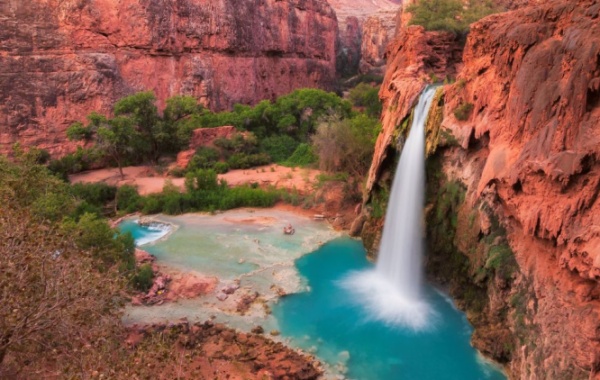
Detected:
[
  {"left": 327, "top": 0, "right": 400, "bottom": 76},
  {"left": 0, "top": 0, "right": 337, "bottom": 156},
  {"left": 362, "top": 0, "right": 600, "bottom": 378}
]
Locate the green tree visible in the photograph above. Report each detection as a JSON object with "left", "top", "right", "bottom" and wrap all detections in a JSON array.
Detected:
[
  {"left": 114, "top": 91, "right": 161, "bottom": 161},
  {"left": 67, "top": 113, "right": 140, "bottom": 179},
  {"left": 163, "top": 95, "right": 204, "bottom": 150},
  {"left": 407, "top": 0, "right": 500, "bottom": 33},
  {"left": 348, "top": 83, "right": 383, "bottom": 118}
]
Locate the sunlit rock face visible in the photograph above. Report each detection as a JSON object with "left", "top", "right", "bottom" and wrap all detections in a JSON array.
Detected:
[
  {"left": 0, "top": 0, "right": 338, "bottom": 156},
  {"left": 364, "top": 0, "right": 600, "bottom": 378}
]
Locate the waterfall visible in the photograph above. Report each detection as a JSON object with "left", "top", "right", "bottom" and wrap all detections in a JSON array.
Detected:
[
  {"left": 376, "top": 85, "right": 437, "bottom": 300},
  {"left": 341, "top": 86, "right": 438, "bottom": 331}
]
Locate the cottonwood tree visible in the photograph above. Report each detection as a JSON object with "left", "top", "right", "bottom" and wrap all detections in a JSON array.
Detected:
[{"left": 68, "top": 112, "right": 139, "bottom": 179}]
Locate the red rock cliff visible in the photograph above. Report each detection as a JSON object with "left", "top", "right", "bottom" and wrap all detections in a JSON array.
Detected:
[
  {"left": 442, "top": 1, "right": 600, "bottom": 376},
  {"left": 0, "top": 0, "right": 337, "bottom": 156},
  {"left": 363, "top": 0, "right": 600, "bottom": 378},
  {"left": 327, "top": 0, "right": 399, "bottom": 76}
]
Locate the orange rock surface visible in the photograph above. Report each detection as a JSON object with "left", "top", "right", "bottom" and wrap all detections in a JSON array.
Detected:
[
  {"left": 365, "top": 0, "right": 600, "bottom": 377},
  {"left": 0, "top": 0, "right": 338, "bottom": 156}
]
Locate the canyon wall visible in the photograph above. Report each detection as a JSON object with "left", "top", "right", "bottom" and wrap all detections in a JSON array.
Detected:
[
  {"left": 0, "top": 0, "right": 338, "bottom": 156},
  {"left": 361, "top": 0, "right": 600, "bottom": 378},
  {"left": 327, "top": 0, "right": 400, "bottom": 76}
]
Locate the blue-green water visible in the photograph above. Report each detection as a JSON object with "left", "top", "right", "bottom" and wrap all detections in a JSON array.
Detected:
[
  {"left": 271, "top": 238, "right": 506, "bottom": 380},
  {"left": 120, "top": 217, "right": 505, "bottom": 380}
]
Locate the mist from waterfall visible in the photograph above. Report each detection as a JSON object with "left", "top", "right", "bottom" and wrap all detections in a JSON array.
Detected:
[{"left": 341, "top": 86, "right": 438, "bottom": 331}]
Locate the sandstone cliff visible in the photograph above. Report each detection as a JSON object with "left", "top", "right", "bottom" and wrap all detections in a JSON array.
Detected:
[
  {"left": 327, "top": 0, "right": 399, "bottom": 76},
  {"left": 361, "top": 0, "right": 600, "bottom": 378},
  {"left": 0, "top": 0, "right": 337, "bottom": 156}
]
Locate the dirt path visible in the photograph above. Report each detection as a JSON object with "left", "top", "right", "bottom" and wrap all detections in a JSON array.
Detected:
[{"left": 70, "top": 164, "right": 321, "bottom": 195}]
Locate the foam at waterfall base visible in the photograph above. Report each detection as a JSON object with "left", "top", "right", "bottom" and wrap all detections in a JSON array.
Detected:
[{"left": 339, "top": 269, "right": 437, "bottom": 332}]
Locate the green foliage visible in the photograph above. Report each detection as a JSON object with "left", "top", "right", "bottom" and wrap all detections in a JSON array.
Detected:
[
  {"left": 177, "top": 89, "right": 351, "bottom": 143},
  {"left": 348, "top": 83, "right": 382, "bottom": 118},
  {"left": 116, "top": 185, "right": 143, "bottom": 214},
  {"left": 408, "top": 0, "right": 501, "bottom": 34},
  {"left": 454, "top": 102, "right": 474, "bottom": 121},
  {"left": 369, "top": 185, "right": 390, "bottom": 219},
  {"left": 114, "top": 91, "right": 162, "bottom": 160},
  {"left": 485, "top": 243, "right": 518, "bottom": 281},
  {"left": 213, "top": 161, "right": 230, "bottom": 174},
  {"left": 132, "top": 264, "right": 155, "bottom": 292},
  {"left": 316, "top": 172, "right": 349, "bottom": 185},
  {"left": 71, "top": 182, "right": 117, "bottom": 207},
  {"left": 61, "top": 212, "right": 135, "bottom": 270},
  {"left": 283, "top": 143, "right": 318, "bottom": 167},
  {"left": 47, "top": 147, "right": 103, "bottom": 180},
  {"left": 311, "top": 113, "right": 379, "bottom": 177},
  {"left": 259, "top": 135, "right": 299, "bottom": 163},
  {"left": 67, "top": 113, "right": 141, "bottom": 178},
  {"left": 227, "top": 152, "right": 271, "bottom": 170},
  {"left": 187, "top": 147, "right": 220, "bottom": 171}
]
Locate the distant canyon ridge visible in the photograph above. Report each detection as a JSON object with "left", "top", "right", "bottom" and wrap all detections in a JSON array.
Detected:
[{"left": 0, "top": 0, "right": 401, "bottom": 156}]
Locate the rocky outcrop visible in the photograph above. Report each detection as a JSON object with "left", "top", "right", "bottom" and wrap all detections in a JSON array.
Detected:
[
  {"left": 327, "top": 0, "right": 399, "bottom": 76},
  {"left": 364, "top": 26, "right": 463, "bottom": 196},
  {"left": 439, "top": 1, "right": 600, "bottom": 377},
  {"left": 126, "top": 321, "right": 322, "bottom": 379},
  {"left": 359, "top": 15, "right": 397, "bottom": 74},
  {"left": 363, "top": 0, "right": 600, "bottom": 378},
  {"left": 176, "top": 125, "right": 240, "bottom": 167},
  {"left": 0, "top": 0, "right": 337, "bottom": 156}
]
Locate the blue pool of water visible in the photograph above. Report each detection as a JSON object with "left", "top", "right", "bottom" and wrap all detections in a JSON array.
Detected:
[
  {"left": 271, "top": 237, "right": 506, "bottom": 380},
  {"left": 119, "top": 219, "right": 171, "bottom": 246},
  {"left": 120, "top": 216, "right": 505, "bottom": 380}
]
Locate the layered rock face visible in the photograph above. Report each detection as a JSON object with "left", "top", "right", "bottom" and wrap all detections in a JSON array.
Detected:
[
  {"left": 0, "top": 0, "right": 337, "bottom": 156},
  {"left": 364, "top": 25, "right": 463, "bottom": 195},
  {"left": 362, "top": 0, "right": 600, "bottom": 378},
  {"left": 327, "top": 0, "right": 400, "bottom": 76}
]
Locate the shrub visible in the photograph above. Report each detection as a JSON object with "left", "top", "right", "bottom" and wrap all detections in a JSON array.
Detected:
[
  {"left": 187, "top": 147, "right": 220, "bottom": 171},
  {"left": 454, "top": 102, "right": 474, "bottom": 121},
  {"left": 47, "top": 147, "right": 102, "bottom": 179},
  {"left": 71, "top": 182, "right": 117, "bottom": 207},
  {"left": 227, "top": 153, "right": 271, "bottom": 170},
  {"left": 349, "top": 83, "right": 382, "bottom": 117},
  {"left": 283, "top": 143, "right": 317, "bottom": 167},
  {"left": 141, "top": 195, "right": 163, "bottom": 214},
  {"left": 116, "top": 185, "right": 142, "bottom": 213},
  {"left": 408, "top": 0, "right": 501, "bottom": 34},
  {"left": 169, "top": 166, "right": 187, "bottom": 178},
  {"left": 213, "top": 162, "right": 230, "bottom": 174},
  {"left": 132, "top": 264, "right": 155, "bottom": 292},
  {"left": 259, "top": 135, "right": 299, "bottom": 162}
]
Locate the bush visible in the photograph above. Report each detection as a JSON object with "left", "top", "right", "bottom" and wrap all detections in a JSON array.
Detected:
[
  {"left": 141, "top": 195, "right": 163, "bottom": 214},
  {"left": 283, "top": 143, "right": 317, "bottom": 167},
  {"left": 187, "top": 147, "right": 220, "bottom": 171},
  {"left": 259, "top": 135, "right": 299, "bottom": 163},
  {"left": 116, "top": 185, "right": 142, "bottom": 213},
  {"left": 47, "top": 147, "right": 102, "bottom": 179},
  {"left": 454, "top": 102, "right": 474, "bottom": 121},
  {"left": 348, "top": 83, "right": 382, "bottom": 117},
  {"left": 227, "top": 153, "right": 271, "bottom": 170},
  {"left": 169, "top": 166, "right": 187, "bottom": 178},
  {"left": 408, "top": 0, "right": 501, "bottom": 34},
  {"left": 132, "top": 264, "right": 155, "bottom": 292},
  {"left": 71, "top": 182, "right": 117, "bottom": 207},
  {"left": 213, "top": 162, "right": 230, "bottom": 174}
]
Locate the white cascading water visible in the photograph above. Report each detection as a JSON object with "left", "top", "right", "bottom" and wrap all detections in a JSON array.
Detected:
[{"left": 341, "top": 86, "right": 438, "bottom": 331}]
